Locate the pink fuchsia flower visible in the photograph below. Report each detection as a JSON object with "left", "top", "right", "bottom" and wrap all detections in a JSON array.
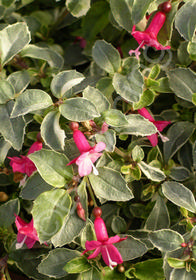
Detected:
[
  {"left": 67, "top": 126, "right": 106, "bottom": 177},
  {"left": 129, "top": 11, "right": 171, "bottom": 59},
  {"left": 82, "top": 216, "right": 126, "bottom": 269},
  {"left": 15, "top": 215, "right": 39, "bottom": 249},
  {"left": 74, "top": 36, "right": 87, "bottom": 49},
  {"left": 8, "top": 141, "right": 42, "bottom": 177},
  {"left": 138, "top": 107, "right": 171, "bottom": 146}
]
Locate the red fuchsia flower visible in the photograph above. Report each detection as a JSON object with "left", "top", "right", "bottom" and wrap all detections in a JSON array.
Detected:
[
  {"left": 8, "top": 141, "right": 42, "bottom": 177},
  {"left": 129, "top": 11, "right": 171, "bottom": 59},
  {"left": 138, "top": 107, "right": 171, "bottom": 146},
  {"left": 15, "top": 215, "right": 39, "bottom": 249},
  {"left": 82, "top": 215, "right": 126, "bottom": 269},
  {"left": 67, "top": 124, "right": 106, "bottom": 177}
]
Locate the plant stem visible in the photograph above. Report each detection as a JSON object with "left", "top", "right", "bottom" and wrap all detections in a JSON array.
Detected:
[
  {"left": 86, "top": 177, "right": 97, "bottom": 207},
  {"left": 114, "top": 147, "right": 128, "bottom": 159},
  {"left": 4, "top": 268, "right": 11, "bottom": 280}
]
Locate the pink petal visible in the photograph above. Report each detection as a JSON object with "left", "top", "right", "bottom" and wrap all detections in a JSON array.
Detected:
[
  {"left": 85, "top": 240, "right": 102, "bottom": 251},
  {"left": 25, "top": 236, "right": 37, "bottom": 249},
  {"left": 67, "top": 157, "right": 78, "bottom": 166},
  {"left": 106, "top": 245, "right": 123, "bottom": 264},
  {"left": 138, "top": 108, "right": 154, "bottom": 122},
  {"left": 153, "top": 120, "right": 171, "bottom": 132},
  {"left": 25, "top": 158, "right": 37, "bottom": 177},
  {"left": 73, "top": 130, "right": 91, "bottom": 153},
  {"left": 87, "top": 247, "right": 101, "bottom": 259},
  {"left": 145, "top": 12, "right": 166, "bottom": 37},
  {"left": 94, "top": 217, "right": 108, "bottom": 242},
  {"left": 88, "top": 152, "right": 102, "bottom": 164},
  {"left": 92, "top": 142, "right": 106, "bottom": 153},
  {"left": 8, "top": 156, "right": 27, "bottom": 174},
  {"left": 15, "top": 215, "right": 29, "bottom": 231},
  {"left": 17, "top": 232, "right": 26, "bottom": 243},
  {"left": 27, "top": 141, "right": 42, "bottom": 155},
  {"left": 147, "top": 133, "right": 158, "bottom": 147},
  {"left": 76, "top": 153, "right": 93, "bottom": 177},
  {"left": 101, "top": 122, "right": 109, "bottom": 134},
  {"left": 105, "top": 235, "right": 127, "bottom": 245}
]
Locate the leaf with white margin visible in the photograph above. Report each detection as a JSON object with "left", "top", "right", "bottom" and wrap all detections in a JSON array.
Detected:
[
  {"left": 138, "top": 161, "right": 166, "bottom": 182},
  {"left": 41, "top": 111, "right": 66, "bottom": 151},
  {"left": 162, "top": 181, "right": 196, "bottom": 213},
  {"left": 0, "top": 22, "right": 31, "bottom": 66}
]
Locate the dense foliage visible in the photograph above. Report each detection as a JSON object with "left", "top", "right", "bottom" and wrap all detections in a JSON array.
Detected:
[{"left": 0, "top": 0, "right": 196, "bottom": 279}]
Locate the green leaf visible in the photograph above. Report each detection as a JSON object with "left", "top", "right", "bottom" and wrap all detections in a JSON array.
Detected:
[
  {"left": 66, "top": 0, "right": 90, "bottom": 17},
  {"left": 59, "top": 97, "right": 100, "bottom": 122},
  {"left": 7, "top": 70, "right": 30, "bottom": 94},
  {"left": 0, "top": 198, "right": 20, "bottom": 227},
  {"left": 188, "top": 39, "right": 196, "bottom": 61},
  {"left": 88, "top": 167, "right": 134, "bottom": 201},
  {"left": 38, "top": 248, "right": 80, "bottom": 278},
  {"left": 21, "top": 45, "right": 64, "bottom": 69},
  {"left": 148, "top": 65, "right": 161, "bottom": 80},
  {"left": 28, "top": 149, "right": 73, "bottom": 188},
  {"left": 167, "top": 68, "right": 196, "bottom": 102},
  {"left": 149, "top": 229, "right": 184, "bottom": 252},
  {"left": 32, "top": 189, "right": 72, "bottom": 242},
  {"left": 133, "top": 89, "right": 155, "bottom": 110},
  {"left": 10, "top": 89, "right": 53, "bottom": 118},
  {"left": 113, "top": 57, "right": 144, "bottom": 103},
  {"left": 51, "top": 180, "right": 87, "bottom": 246},
  {"left": 144, "top": 196, "right": 170, "bottom": 230},
  {"left": 115, "top": 114, "right": 157, "bottom": 136},
  {"left": 41, "top": 111, "right": 66, "bottom": 151},
  {"left": 167, "top": 258, "right": 186, "bottom": 269},
  {"left": 151, "top": 77, "right": 173, "bottom": 93},
  {"left": 103, "top": 267, "right": 126, "bottom": 280},
  {"left": 20, "top": 172, "right": 53, "bottom": 200},
  {"left": 64, "top": 257, "right": 91, "bottom": 274},
  {"left": 177, "top": 41, "right": 192, "bottom": 66},
  {"left": 132, "top": 145, "right": 144, "bottom": 162},
  {"left": 132, "top": 259, "right": 165, "bottom": 280},
  {"left": 0, "top": 80, "right": 15, "bottom": 104},
  {"left": 132, "top": 0, "right": 154, "bottom": 24},
  {"left": 83, "top": 86, "right": 110, "bottom": 113},
  {"left": 80, "top": 221, "right": 96, "bottom": 249},
  {"left": 0, "top": 138, "right": 11, "bottom": 165},
  {"left": 102, "top": 109, "right": 128, "bottom": 127},
  {"left": 82, "top": 1, "right": 110, "bottom": 41},
  {"left": 115, "top": 235, "right": 148, "bottom": 261},
  {"left": 92, "top": 40, "right": 121, "bottom": 74},
  {"left": 9, "top": 248, "right": 51, "bottom": 280},
  {"left": 162, "top": 181, "right": 196, "bottom": 213},
  {"left": 110, "top": 0, "right": 133, "bottom": 32},
  {"left": 138, "top": 161, "right": 166, "bottom": 182},
  {"left": 0, "top": 22, "right": 31, "bottom": 66},
  {"left": 81, "top": 268, "right": 103, "bottom": 280},
  {"left": 163, "top": 122, "right": 195, "bottom": 163},
  {"left": 0, "top": 101, "right": 26, "bottom": 151},
  {"left": 175, "top": 0, "right": 196, "bottom": 41},
  {"left": 50, "top": 70, "right": 85, "bottom": 99},
  {"left": 95, "top": 129, "right": 116, "bottom": 152},
  {"left": 111, "top": 216, "right": 127, "bottom": 233},
  {"left": 169, "top": 167, "right": 190, "bottom": 182},
  {"left": 170, "top": 269, "right": 196, "bottom": 280}
]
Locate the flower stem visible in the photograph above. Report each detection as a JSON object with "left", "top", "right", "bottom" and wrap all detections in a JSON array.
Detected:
[{"left": 86, "top": 177, "right": 97, "bottom": 207}]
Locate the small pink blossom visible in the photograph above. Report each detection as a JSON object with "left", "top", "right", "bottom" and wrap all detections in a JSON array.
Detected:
[
  {"left": 138, "top": 107, "right": 171, "bottom": 146},
  {"left": 74, "top": 36, "right": 87, "bottom": 49},
  {"left": 15, "top": 215, "right": 39, "bottom": 249},
  {"left": 82, "top": 216, "right": 126, "bottom": 269},
  {"left": 129, "top": 11, "right": 170, "bottom": 59},
  {"left": 67, "top": 129, "right": 106, "bottom": 177},
  {"left": 8, "top": 141, "right": 42, "bottom": 177}
]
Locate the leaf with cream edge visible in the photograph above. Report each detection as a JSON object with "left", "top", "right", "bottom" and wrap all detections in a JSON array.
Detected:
[
  {"left": 66, "top": 0, "right": 90, "bottom": 17},
  {"left": 28, "top": 149, "right": 73, "bottom": 188}
]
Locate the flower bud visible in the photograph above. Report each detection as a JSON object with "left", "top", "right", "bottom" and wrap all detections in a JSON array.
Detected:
[
  {"left": 76, "top": 202, "right": 86, "bottom": 221},
  {"left": 70, "top": 122, "right": 79, "bottom": 131},
  {"left": 92, "top": 207, "right": 102, "bottom": 218},
  {"left": 158, "top": 1, "right": 172, "bottom": 13}
]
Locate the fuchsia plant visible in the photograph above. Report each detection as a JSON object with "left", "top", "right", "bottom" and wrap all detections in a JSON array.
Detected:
[
  {"left": 82, "top": 207, "right": 126, "bottom": 269},
  {"left": 15, "top": 215, "right": 39, "bottom": 249},
  {"left": 129, "top": 8, "right": 171, "bottom": 59},
  {"left": 67, "top": 122, "right": 106, "bottom": 177},
  {"left": 8, "top": 140, "right": 42, "bottom": 177},
  {"left": 138, "top": 108, "right": 171, "bottom": 146}
]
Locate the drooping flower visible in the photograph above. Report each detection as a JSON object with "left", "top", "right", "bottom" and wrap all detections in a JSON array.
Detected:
[
  {"left": 82, "top": 215, "right": 126, "bottom": 269},
  {"left": 8, "top": 141, "right": 42, "bottom": 177},
  {"left": 129, "top": 11, "right": 171, "bottom": 59},
  {"left": 138, "top": 107, "right": 171, "bottom": 146},
  {"left": 15, "top": 215, "right": 39, "bottom": 249},
  {"left": 67, "top": 124, "right": 106, "bottom": 177}
]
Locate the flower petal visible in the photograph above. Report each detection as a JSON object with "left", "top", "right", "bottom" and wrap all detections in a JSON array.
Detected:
[
  {"left": 105, "top": 235, "right": 127, "bottom": 245},
  {"left": 85, "top": 240, "right": 102, "bottom": 251},
  {"left": 153, "top": 120, "right": 171, "bottom": 132},
  {"left": 27, "top": 141, "right": 42, "bottom": 155},
  {"left": 8, "top": 156, "right": 27, "bottom": 174},
  {"left": 94, "top": 217, "right": 108, "bottom": 242},
  {"left": 76, "top": 153, "right": 93, "bottom": 177},
  {"left": 15, "top": 215, "right": 28, "bottom": 231},
  {"left": 73, "top": 130, "right": 91, "bottom": 153},
  {"left": 138, "top": 108, "right": 154, "bottom": 122},
  {"left": 93, "top": 142, "right": 106, "bottom": 153},
  {"left": 106, "top": 244, "right": 123, "bottom": 264},
  {"left": 25, "top": 236, "right": 37, "bottom": 249},
  {"left": 87, "top": 247, "right": 101, "bottom": 259},
  {"left": 147, "top": 133, "right": 158, "bottom": 147}
]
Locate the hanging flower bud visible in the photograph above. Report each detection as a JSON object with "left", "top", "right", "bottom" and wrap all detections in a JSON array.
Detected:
[{"left": 76, "top": 202, "right": 86, "bottom": 221}]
